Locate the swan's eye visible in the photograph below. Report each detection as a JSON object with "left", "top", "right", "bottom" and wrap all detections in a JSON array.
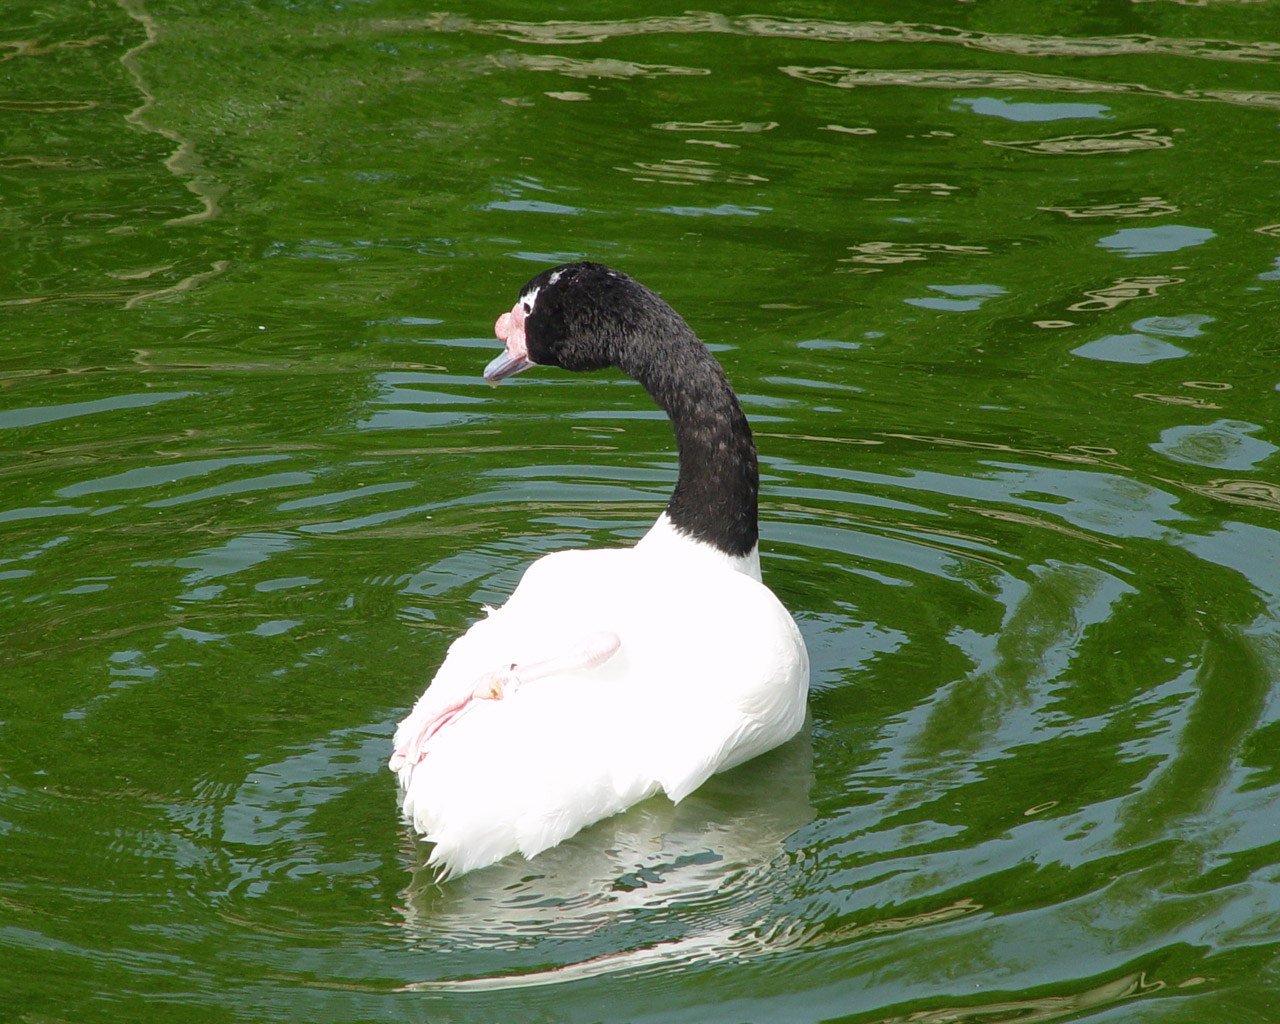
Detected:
[{"left": 522, "top": 301, "right": 532, "bottom": 314}]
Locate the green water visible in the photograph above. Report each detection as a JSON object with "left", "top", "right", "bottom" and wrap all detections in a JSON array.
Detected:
[{"left": 4, "top": 1, "right": 1280, "bottom": 1020}]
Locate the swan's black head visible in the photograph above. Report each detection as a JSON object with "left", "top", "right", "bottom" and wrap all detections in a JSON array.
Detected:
[
  {"left": 483, "top": 260, "right": 760, "bottom": 558},
  {"left": 486, "top": 262, "right": 692, "bottom": 382}
]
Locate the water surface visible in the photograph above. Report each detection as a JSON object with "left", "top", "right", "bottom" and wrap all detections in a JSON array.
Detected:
[{"left": 4, "top": 1, "right": 1280, "bottom": 1021}]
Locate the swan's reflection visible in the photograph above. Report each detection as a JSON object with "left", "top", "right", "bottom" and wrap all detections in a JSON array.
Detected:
[{"left": 395, "top": 725, "right": 813, "bottom": 982}]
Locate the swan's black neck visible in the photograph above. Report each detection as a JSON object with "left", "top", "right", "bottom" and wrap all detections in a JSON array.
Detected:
[
  {"left": 615, "top": 321, "right": 759, "bottom": 558},
  {"left": 511, "top": 262, "right": 760, "bottom": 558}
]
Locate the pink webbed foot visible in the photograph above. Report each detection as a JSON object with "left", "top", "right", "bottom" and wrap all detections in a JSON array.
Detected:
[{"left": 388, "top": 630, "right": 621, "bottom": 771}]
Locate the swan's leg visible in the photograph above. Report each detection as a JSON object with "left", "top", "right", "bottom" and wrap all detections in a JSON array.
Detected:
[
  {"left": 389, "top": 694, "right": 476, "bottom": 771},
  {"left": 389, "top": 631, "right": 621, "bottom": 770},
  {"left": 490, "top": 630, "right": 621, "bottom": 696}
]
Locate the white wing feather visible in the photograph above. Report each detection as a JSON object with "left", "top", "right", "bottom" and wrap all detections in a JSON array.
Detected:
[{"left": 391, "top": 547, "right": 808, "bottom": 878}]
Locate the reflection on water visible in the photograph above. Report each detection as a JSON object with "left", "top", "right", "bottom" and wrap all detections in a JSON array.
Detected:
[
  {"left": 654, "top": 120, "right": 778, "bottom": 133},
  {"left": 618, "top": 159, "right": 769, "bottom": 186},
  {"left": 868, "top": 971, "right": 1169, "bottom": 1024},
  {"left": 1170, "top": 477, "right": 1280, "bottom": 512},
  {"left": 397, "top": 731, "right": 815, "bottom": 988},
  {"left": 841, "top": 242, "right": 991, "bottom": 268},
  {"left": 783, "top": 66, "right": 1280, "bottom": 110},
  {"left": 119, "top": 0, "right": 224, "bottom": 227},
  {"left": 426, "top": 12, "right": 1280, "bottom": 66},
  {"left": 1068, "top": 275, "right": 1184, "bottom": 312},
  {"left": 1041, "top": 196, "right": 1180, "bottom": 219},
  {"left": 497, "top": 54, "right": 710, "bottom": 79},
  {"left": 987, "top": 128, "right": 1174, "bottom": 155}
]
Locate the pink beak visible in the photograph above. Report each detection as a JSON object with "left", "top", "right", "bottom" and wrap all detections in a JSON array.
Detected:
[{"left": 485, "top": 301, "right": 535, "bottom": 384}]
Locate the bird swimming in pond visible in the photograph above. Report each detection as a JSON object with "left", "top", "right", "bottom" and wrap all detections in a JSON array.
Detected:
[{"left": 389, "top": 262, "right": 809, "bottom": 878}]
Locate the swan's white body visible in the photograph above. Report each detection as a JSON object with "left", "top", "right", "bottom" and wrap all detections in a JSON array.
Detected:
[
  {"left": 389, "top": 261, "right": 809, "bottom": 878},
  {"left": 390, "top": 517, "right": 808, "bottom": 878}
]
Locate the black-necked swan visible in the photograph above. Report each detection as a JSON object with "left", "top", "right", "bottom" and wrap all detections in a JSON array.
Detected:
[{"left": 389, "top": 262, "right": 810, "bottom": 878}]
